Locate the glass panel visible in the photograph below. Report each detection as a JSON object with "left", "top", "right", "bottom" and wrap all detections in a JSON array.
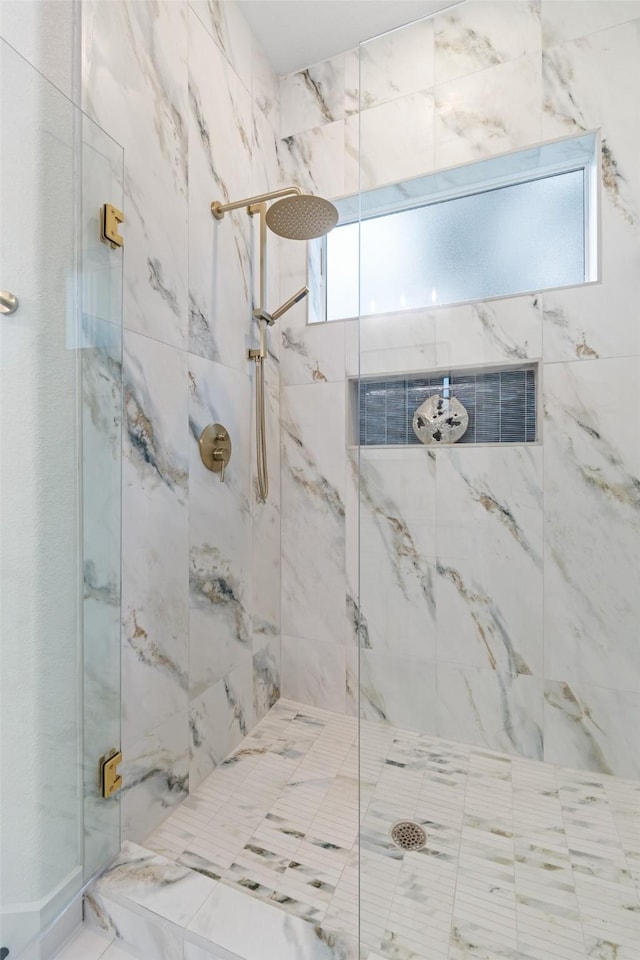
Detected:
[
  {"left": 358, "top": 9, "right": 640, "bottom": 960},
  {"left": 328, "top": 169, "right": 585, "bottom": 320},
  {"left": 0, "top": 40, "right": 123, "bottom": 957}
]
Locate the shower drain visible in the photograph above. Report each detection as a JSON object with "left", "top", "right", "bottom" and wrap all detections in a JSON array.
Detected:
[{"left": 390, "top": 820, "right": 427, "bottom": 851}]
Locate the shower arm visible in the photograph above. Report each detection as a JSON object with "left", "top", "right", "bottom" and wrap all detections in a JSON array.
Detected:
[{"left": 211, "top": 186, "right": 302, "bottom": 222}]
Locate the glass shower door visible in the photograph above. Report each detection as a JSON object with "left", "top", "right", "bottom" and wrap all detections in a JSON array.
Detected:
[{"left": 0, "top": 39, "right": 123, "bottom": 958}]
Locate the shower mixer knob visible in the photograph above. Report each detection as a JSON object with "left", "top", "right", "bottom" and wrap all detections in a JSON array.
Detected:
[{"left": 199, "top": 423, "right": 231, "bottom": 483}]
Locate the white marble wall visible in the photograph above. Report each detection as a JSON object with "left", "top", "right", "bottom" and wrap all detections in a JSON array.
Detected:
[
  {"left": 82, "top": 0, "right": 284, "bottom": 840},
  {"left": 279, "top": 0, "right": 640, "bottom": 778}
]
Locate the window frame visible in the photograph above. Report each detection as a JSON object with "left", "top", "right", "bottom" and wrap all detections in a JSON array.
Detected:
[{"left": 313, "top": 131, "right": 600, "bottom": 325}]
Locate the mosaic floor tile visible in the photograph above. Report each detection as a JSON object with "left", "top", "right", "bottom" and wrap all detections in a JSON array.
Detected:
[{"left": 140, "top": 699, "right": 640, "bottom": 959}]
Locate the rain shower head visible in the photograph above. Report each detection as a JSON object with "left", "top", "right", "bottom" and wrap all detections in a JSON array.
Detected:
[
  {"left": 211, "top": 187, "right": 338, "bottom": 240},
  {"left": 265, "top": 194, "right": 338, "bottom": 240}
]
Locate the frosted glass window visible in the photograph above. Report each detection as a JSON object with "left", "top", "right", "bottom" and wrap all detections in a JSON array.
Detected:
[{"left": 324, "top": 155, "right": 593, "bottom": 322}]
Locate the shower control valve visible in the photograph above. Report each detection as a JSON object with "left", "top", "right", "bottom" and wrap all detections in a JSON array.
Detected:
[{"left": 199, "top": 423, "right": 232, "bottom": 483}]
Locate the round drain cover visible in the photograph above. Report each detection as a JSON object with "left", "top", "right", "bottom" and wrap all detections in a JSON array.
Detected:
[{"left": 390, "top": 820, "right": 427, "bottom": 850}]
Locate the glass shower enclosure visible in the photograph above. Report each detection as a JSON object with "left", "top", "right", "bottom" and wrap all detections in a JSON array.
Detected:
[
  {"left": 0, "top": 40, "right": 123, "bottom": 958},
  {"left": 355, "top": 7, "right": 640, "bottom": 959}
]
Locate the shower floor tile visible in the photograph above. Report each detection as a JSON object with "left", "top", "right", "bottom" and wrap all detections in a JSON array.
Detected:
[{"left": 140, "top": 699, "right": 640, "bottom": 960}]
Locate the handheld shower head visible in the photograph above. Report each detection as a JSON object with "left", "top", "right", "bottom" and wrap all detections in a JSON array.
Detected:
[{"left": 265, "top": 194, "right": 338, "bottom": 240}]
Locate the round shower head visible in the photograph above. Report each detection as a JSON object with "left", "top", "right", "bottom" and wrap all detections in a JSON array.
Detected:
[{"left": 265, "top": 194, "right": 338, "bottom": 240}]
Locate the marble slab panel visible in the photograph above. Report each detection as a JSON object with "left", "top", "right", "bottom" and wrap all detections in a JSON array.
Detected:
[
  {"left": 121, "top": 710, "right": 189, "bottom": 842},
  {"left": 359, "top": 309, "right": 437, "bottom": 378},
  {"left": 187, "top": 878, "right": 358, "bottom": 960},
  {"left": 435, "top": 294, "right": 542, "bottom": 370},
  {"left": 281, "top": 315, "right": 346, "bottom": 385},
  {"left": 358, "top": 448, "right": 437, "bottom": 661},
  {"left": 281, "top": 636, "right": 347, "bottom": 715},
  {"left": 359, "top": 18, "right": 434, "bottom": 110},
  {"left": 85, "top": 888, "right": 183, "bottom": 960},
  {"left": 542, "top": 20, "right": 640, "bottom": 233},
  {"left": 358, "top": 90, "right": 435, "bottom": 191},
  {"left": 436, "top": 664, "right": 544, "bottom": 759},
  {"left": 434, "top": 0, "right": 542, "bottom": 85},
  {"left": 188, "top": 354, "right": 252, "bottom": 697},
  {"left": 544, "top": 680, "right": 640, "bottom": 779},
  {"left": 543, "top": 358, "right": 640, "bottom": 695},
  {"left": 281, "top": 382, "right": 346, "bottom": 645},
  {"left": 253, "top": 638, "right": 281, "bottom": 722},
  {"left": 542, "top": 0, "right": 640, "bottom": 49},
  {"left": 188, "top": 9, "right": 253, "bottom": 367},
  {"left": 359, "top": 650, "right": 437, "bottom": 731},
  {"left": 82, "top": 0, "right": 188, "bottom": 349},
  {"left": 189, "top": 0, "right": 254, "bottom": 93},
  {"left": 280, "top": 55, "right": 345, "bottom": 138},
  {"left": 189, "top": 659, "right": 254, "bottom": 788},
  {"left": 92, "top": 841, "right": 216, "bottom": 927},
  {"left": 435, "top": 53, "right": 542, "bottom": 170},
  {"left": 120, "top": 331, "right": 189, "bottom": 784},
  {"left": 435, "top": 446, "right": 543, "bottom": 678},
  {"left": 279, "top": 120, "right": 345, "bottom": 200}
]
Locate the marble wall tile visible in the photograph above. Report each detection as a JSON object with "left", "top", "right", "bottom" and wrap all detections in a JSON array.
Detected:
[
  {"left": 543, "top": 358, "right": 640, "bottom": 695},
  {"left": 435, "top": 294, "right": 542, "bottom": 370},
  {"left": 121, "top": 711, "right": 189, "bottom": 842},
  {"left": 542, "top": 21, "right": 640, "bottom": 229},
  {"left": 281, "top": 315, "right": 346, "bottom": 385},
  {"left": 358, "top": 449, "right": 437, "bottom": 661},
  {"left": 82, "top": 0, "right": 188, "bottom": 349},
  {"left": 359, "top": 18, "right": 434, "bottom": 110},
  {"left": 359, "top": 90, "right": 435, "bottom": 191},
  {"left": 279, "top": 120, "right": 345, "bottom": 200},
  {"left": 281, "top": 636, "right": 347, "bottom": 715},
  {"left": 85, "top": 887, "right": 184, "bottom": 960},
  {"left": 189, "top": 0, "right": 253, "bottom": 93},
  {"left": 253, "top": 638, "right": 281, "bottom": 722},
  {"left": 280, "top": 55, "right": 345, "bottom": 138},
  {"left": 281, "top": 382, "right": 346, "bottom": 645},
  {"left": 360, "top": 309, "right": 437, "bottom": 378},
  {"left": 80, "top": 0, "right": 290, "bottom": 848},
  {"left": 435, "top": 53, "right": 542, "bottom": 169},
  {"left": 434, "top": 0, "right": 542, "bottom": 85},
  {"left": 436, "top": 446, "right": 543, "bottom": 679},
  {"left": 544, "top": 680, "right": 640, "bottom": 779},
  {"left": 360, "top": 651, "right": 436, "bottom": 732},
  {"left": 436, "top": 664, "right": 544, "bottom": 759},
  {"left": 188, "top": 9, "right": 253, "bottom": 367},
  {"left": 188, "top": 354, "right": 252, "bottom": 699},
  {"left": 189, "top": 659, "right": 254, "bottom": 788},
  {"left": 93, "top": 841, "right": 216, "bottom": 926},
  {"left": 120, "top": 331, "right": 189, "bottom": 839},
  {"left": 541, "top": 0, "right": 640, "bottom": 49},
  {"left": 187, "top": 881, "right": 358, "bottom": 960},
  {"left": 344, "top": 49, "right": 359, "bottom": 118}
]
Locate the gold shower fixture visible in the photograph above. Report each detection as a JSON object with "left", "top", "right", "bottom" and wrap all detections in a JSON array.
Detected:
[{"left": 211, "top": 187, "right": 338, "bottom": 502}]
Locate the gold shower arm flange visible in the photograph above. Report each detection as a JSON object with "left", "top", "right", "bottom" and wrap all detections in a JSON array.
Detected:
[{"left": 211, "top": 186, "right": 302, "bottom": 220}]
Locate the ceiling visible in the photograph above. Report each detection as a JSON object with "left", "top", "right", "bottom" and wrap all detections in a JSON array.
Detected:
[{"left": 237, "top": 0, "right": 461, "bottom": 76}]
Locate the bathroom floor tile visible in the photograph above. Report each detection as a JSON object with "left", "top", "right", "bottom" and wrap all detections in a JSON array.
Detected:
[{"left": 139, "top": 699, "right": 640, "bottom": 959}]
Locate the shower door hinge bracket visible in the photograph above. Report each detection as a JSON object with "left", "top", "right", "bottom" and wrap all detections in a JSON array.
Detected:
[
  {"left": 99, "top": 749, "right": 123, "bottom": 799},
  {"left": 100, "top": 203, "right": 125, "bottom": 249}
]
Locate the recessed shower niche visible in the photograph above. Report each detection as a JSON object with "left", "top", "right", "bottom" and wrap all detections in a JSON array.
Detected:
[{"left": 349, "top": 362, "right": 538, "bottom": 447}]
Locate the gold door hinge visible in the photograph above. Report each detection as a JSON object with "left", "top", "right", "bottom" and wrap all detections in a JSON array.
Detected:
[
  {"left": 100, "top": 749, "right": 123, "bottom": 798},
  {"left": 100, "top": 203, "right": 124, "bottom": 248}
]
